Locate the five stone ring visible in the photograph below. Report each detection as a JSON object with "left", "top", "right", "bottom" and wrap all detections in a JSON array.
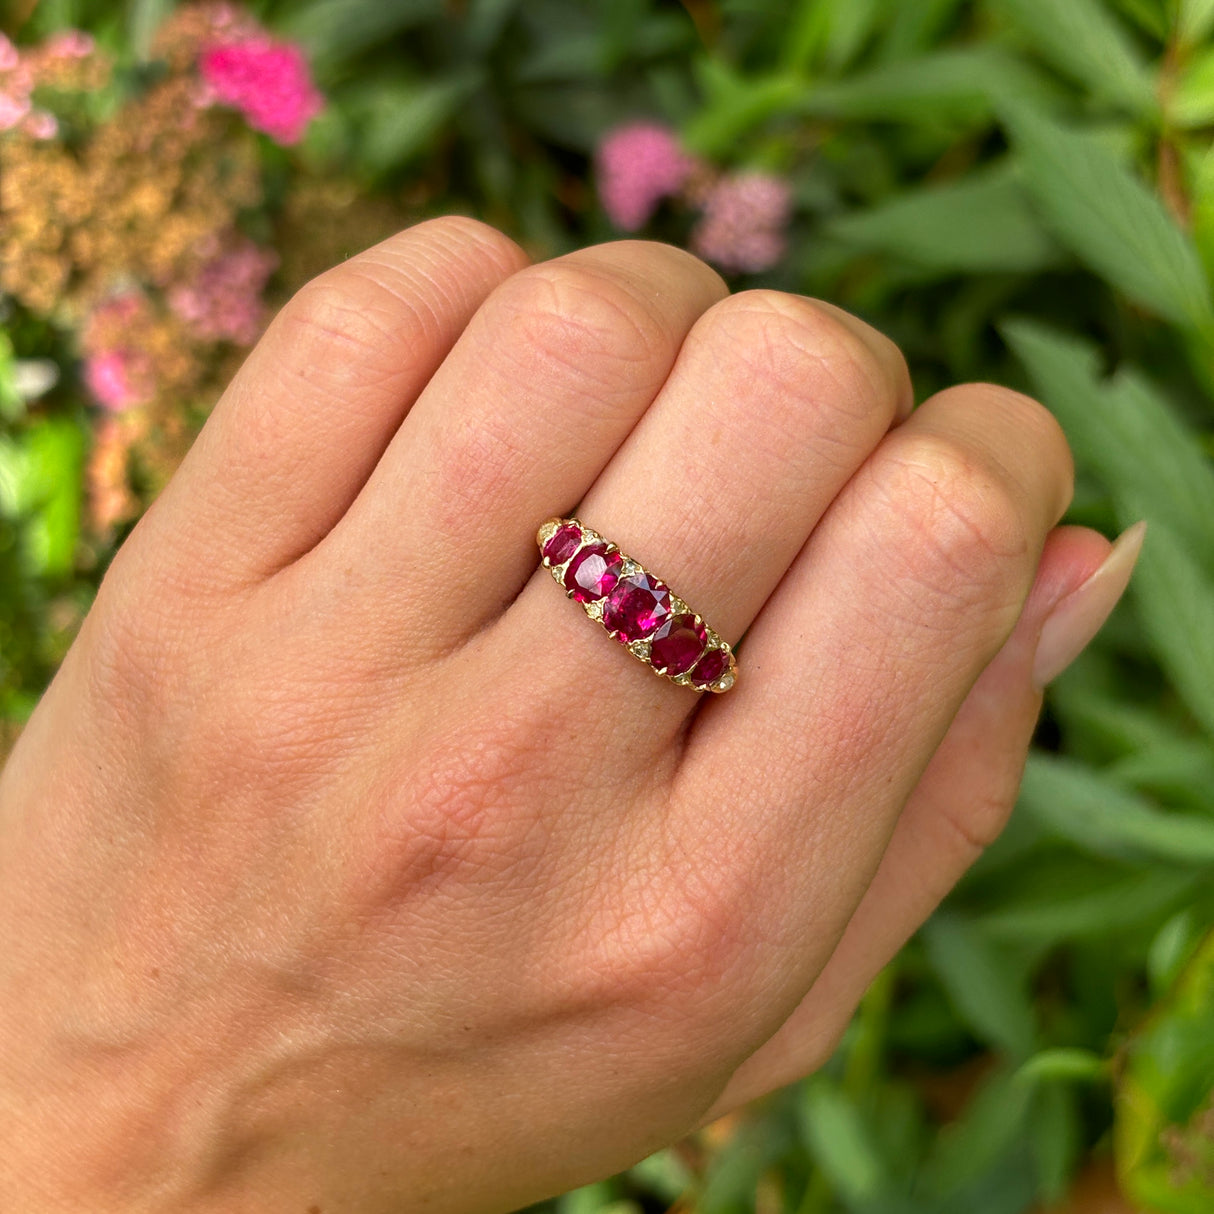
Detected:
[{"left": 536, "top": 517, "right": 738, "bottom": 694}]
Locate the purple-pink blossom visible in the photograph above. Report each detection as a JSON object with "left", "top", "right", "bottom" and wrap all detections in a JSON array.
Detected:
[
  {"left": 690, "top": 171, "right": 793, "bottom": 274},
  {"left": 597, "top": 121, "right": 695, "bottom": 231},
  {"left": 45, "top": 30, "right": 95, "bottom": 59},
  {"left": 199, "top": 36, "right": 323, "bottom": 145},
  {"left": 84, "top": 351, "right": 148, "bottom": 412},
  {"left": 169, "top": 238, "right": 277, "bottom": 344},
  {"left": 0, "top": 90, "right": 30, "bottom": 130}
]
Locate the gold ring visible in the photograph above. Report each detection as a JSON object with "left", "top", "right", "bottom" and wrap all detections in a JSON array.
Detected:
[{"left": 536, "top": 517, "right": 738, "bottom": 694}]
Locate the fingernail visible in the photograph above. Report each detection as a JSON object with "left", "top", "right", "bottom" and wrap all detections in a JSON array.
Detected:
[{"left": 1032, "top": 521, "right": 1147, "bottom": 689}]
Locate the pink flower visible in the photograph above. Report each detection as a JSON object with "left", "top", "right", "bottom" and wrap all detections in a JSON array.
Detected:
[
  {"left": 45, "top": 29, "right": 94, "bottom": 59},
  {"left": 0, "top": 89, "right": 30, "bottom": 130},
  {"left": 199, "top": 36, "right": 323, "bottom": 145},
  {"left": 168, "top": 238, "right": 277, "bottom": 344},
  {"left": 21, "top": 109, "right": 58, "bottom": 140},
  {"left": 0, "top": 33, "right": 18, "bottom": 72},
  {"left": 597, "top": 121, "right": 695, "bottom": 231},
  {"left": 84, "top": 351, "right": 148, "bottom": 412},
  {"left": 690, "top": 172, "right": 792, "bottom": 273}
]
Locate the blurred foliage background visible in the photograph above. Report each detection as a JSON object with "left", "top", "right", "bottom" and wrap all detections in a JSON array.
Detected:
[{"left": 2, "top": 0, "right": 1214, "bottom": 1210}]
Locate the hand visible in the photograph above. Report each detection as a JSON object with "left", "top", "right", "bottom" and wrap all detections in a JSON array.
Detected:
[{"left": 0, "top": 219, "right": 1134, "bottom": 1213}]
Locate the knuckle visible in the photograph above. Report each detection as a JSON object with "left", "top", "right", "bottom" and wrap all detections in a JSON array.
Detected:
[
  {"left": 700, "top": 290, "right": 895, "bottom": 417},
  {"left": 869, "top": 430, "right": 1032, "bottom": 613},
  {"left": 937, "top": 785, "right": 1016, "bottom": 855},
  {"left": 486, "top": 260, "right": 672, "bottom": 395},
  {"left": 79, "top": 558, "right": 201, "bottom": 732},
  {"left": 578, "top": 839, "right": 755, "bottom": 1024},
  {"left": 272, "top": 269, "right": 423, "bottom": 392},
  {"left": 370, "top": 709, "right": 556, "bottom": 897},
  {"left": 408, "top": 214, "right": 525, "bottom": 272}
]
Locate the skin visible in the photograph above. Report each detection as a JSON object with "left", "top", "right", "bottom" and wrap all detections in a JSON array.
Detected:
[{"left": 0, "top": 219, "right": 1106, "bottom": 1214}]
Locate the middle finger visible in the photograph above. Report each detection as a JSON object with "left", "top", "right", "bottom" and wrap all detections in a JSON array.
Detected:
[{"left": 503, "top": 289, "right": 912, "bottom": 736}]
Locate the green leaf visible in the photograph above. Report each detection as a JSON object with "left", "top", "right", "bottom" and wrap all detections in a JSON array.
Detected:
[
  {"left": 1117, "top": 931, "right": 1214, "bottom": 1214},
  {"left": 352, "top": 74, "right": 481, "bottom": 172},
  {"left": 797, "top": 1075, "right": 891, "bottom": 1204},
  {"left": 280, "top": 0, "right": 443, "bottom": 73},
  {"left": 0, "top": 335, "right": 23, "bottom": 424},
  {"left": 1030, "top": 1082, "right": 1081, "bottom": 1204},
  {"left": 795, "top": 47, "right": 1059, "bottom": 126},
  {"left": 1003, "top": 106, "right": 1214, "bottom": 333},
  {"left": 626, "top": 1150, "right": 692, "bottom": 1203},
  {"left": 1018, "top": 753, "right": 1214, "bottom": 865},
  {"left": 922, "top": 912, "right": 1038, "bottom": 1057},
  {"left": 827, "top": 165, "right": 1058, "bottom": 275},
  {"left": 22, "top": 419, "right": 84, "bottom": 579},
  {"left": 125, "top": 0, "right": 174, "bottom": 61},
  {"left": 1015, "top": 1047, "right": 1108, "bottom": 1086},
  {"left": 1107, "top": 0, "right": 1169, "bottom": 38},
  {"left": 1171, "top": 45, "right": 1214, "bottom": 128},
  {"left": 463, "top": 0, "right": 521, "bottom": 54},
  {"left": 917, "top": 1067, "right": 1033, "bottom": 1198},
  {"left": 992, "top": 0, "right": 1157, "bottom": 114},
  {"left": 1119, "top": 518, "right": 1214, "bottom": 738},
  {"left": 978, "top": 863, "right": 1200, "bottom": 943},
  {"left": 1147, "top": 909, "right": 1205, "bottom": 997},
  {"left": 1001, "top": 320, "right": 1214, "bottom": 562},
  {"left": 1179, "top": 0, "right": 1214, "bottom": 47}
]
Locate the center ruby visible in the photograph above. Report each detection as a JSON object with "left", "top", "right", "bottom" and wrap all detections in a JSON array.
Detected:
[
  {"left": 564, "top": 544, "right": 622, "bottom": 602},
  {"left": 648, "top": 613, "right": 707, "bottom": 675},
  {"left": 602, "top": 572, "right": 671, "bottom": 642}
]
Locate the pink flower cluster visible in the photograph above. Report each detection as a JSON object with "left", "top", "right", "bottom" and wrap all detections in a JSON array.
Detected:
[
  {"left": 596, "top": 121, "right": 792, "bottom": 274},
  {"left": 199, "top": 34, "right": 322, "bottom": 145},
  {"left": 691, "top": 172, "right": 792, "bottom": 274},
  {"left": 169, "top": 237, "right": 278, "bottom": 344},
  {"left": 0, "top": 29, "right": 93, "bottom": 140},
  {"left": 81, "top": 294, "right": 156, "bottom": 414},
  {"left": 597, "top": 122, "right": 695, "bottom": 231}
]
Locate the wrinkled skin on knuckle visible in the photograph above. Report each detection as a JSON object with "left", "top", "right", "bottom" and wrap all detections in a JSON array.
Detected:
[
  {"left": 860, "top": 431, "right": 1036, "bottom": 640},
  {"left": 403, "top": 214, "right": 527, "bottom": 278},
  {"left": 362, "top": 697, "right": 568, "bottom": 909},
  {"left": 697, "top": 290, "right": 894, "bottom": 427},
  {"left": 269, "top": 268, "right": 436, "bottom": 399},
  {"left": 483, "top": 261, "right": 674, "bottom": 406},
  {"left": 566, "top": 820, "right": 763, "bottom": 1066}
]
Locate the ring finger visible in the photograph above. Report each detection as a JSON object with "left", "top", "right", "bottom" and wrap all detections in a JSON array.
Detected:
[{"left": 500, "top": 289, "right": 912, "bottom": 737}]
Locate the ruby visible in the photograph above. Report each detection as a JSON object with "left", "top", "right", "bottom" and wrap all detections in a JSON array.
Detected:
[
  {"left": 690, "top": 647, "right": 730, "bottom": 688},
  {"left": 543, "top": 523, "right": 582, "bottom": 566},
  {"left": 564, "top": 544, "right": 622, "bottom": 602},
  {"left": 602, "top": 572, "right": 671, "bottom": 642},
  {"left": 649, "top": 613, "right": 707, "bottom": 676}
]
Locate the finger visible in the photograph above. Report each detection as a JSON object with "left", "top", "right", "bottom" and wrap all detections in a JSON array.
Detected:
[
  {"left": 124, "top": 217, "right": 529, "bottom": 590},
  {"left": 309, "top": 242, "right": 728, "bottom": 654},
  {"left": 663, "top": 384, "right": 1073, "bottom": 1047},
  {"left": 703, "top": 524, "right": 1136, "bottom": 1116},
  {"left": 499, "top": 290, "right": 912, "bottom": 728}
]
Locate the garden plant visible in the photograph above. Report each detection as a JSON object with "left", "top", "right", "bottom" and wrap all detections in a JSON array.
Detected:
[{"left": 1, "top": 0, "right": 1213, "bottom": 1211}]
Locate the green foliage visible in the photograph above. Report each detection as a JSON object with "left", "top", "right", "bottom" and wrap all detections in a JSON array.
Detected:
[{"left": 3, "top": 0, "right": 1214, "bottom": 1209}]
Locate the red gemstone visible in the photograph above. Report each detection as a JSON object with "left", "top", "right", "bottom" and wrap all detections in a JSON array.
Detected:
[
  {"left": 602, "top": 572, "right": 671, "bottom": 641},
  {"left": 690, "top": 647, "right": 730, "bottom": 688},
  {"left": 543, "top": 523, "right": 582, "bottom": 566},
  {"left": 564, "top": 544, "right": 622, "bottom": 602},
  {"left": 649, "top": 613, "right": 707, "bottom": 675}
]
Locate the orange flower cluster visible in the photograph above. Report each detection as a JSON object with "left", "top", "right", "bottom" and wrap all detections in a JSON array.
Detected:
[{"left": 0, "top": 4, "right": 290, "bottom": 537}]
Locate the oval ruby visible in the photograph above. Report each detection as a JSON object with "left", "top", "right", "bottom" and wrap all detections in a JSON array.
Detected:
[
  {"left": 690, "top": 647, "right": 730, "bottom": 688},
  {"left": 564, "top": 544, "right": 622, "bottom": 602},
  {"left": 602, "top": 572, "right": 671, "bottom": 642},
  {"left": 542, "top": 523, "right": 582, "bottom": 566},
  {"left": 648, "top": 613, "right": 707, "bottom": 675}
]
